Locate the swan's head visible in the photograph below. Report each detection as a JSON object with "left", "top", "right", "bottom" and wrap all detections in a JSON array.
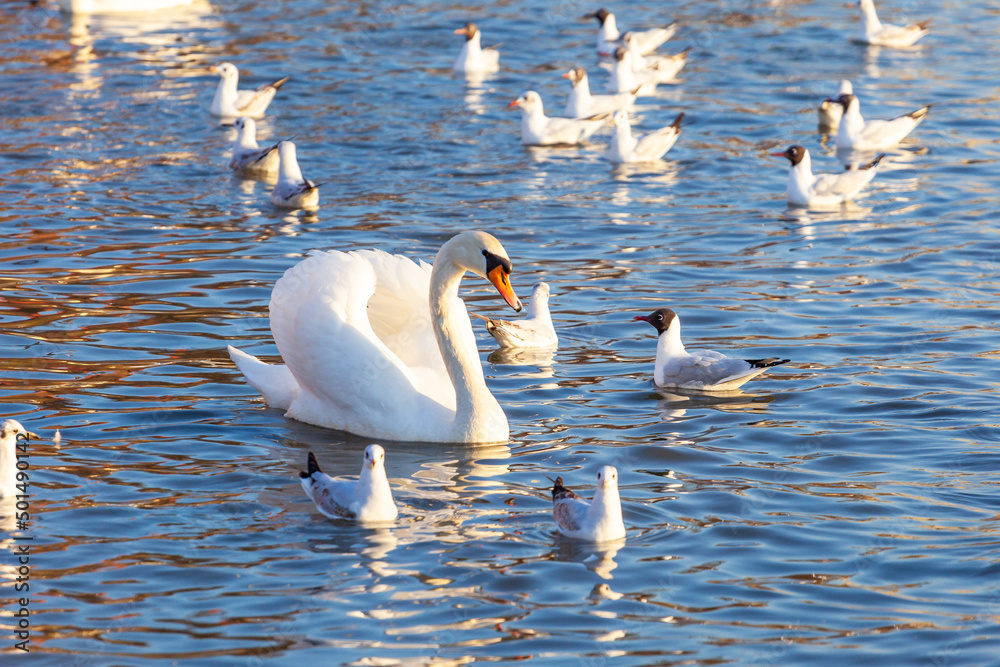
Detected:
[
  {"left": 439, "top": 231, "right": 522, "bottom": 312},
  {"left": 508, "top": 91, "right": 542, "bottom": 114},
  {"left": 633, "top": 308, "right": 678, "bottom": 336},
  {"left": 1, "top": 419, "right": 38, "bottom": 447},
  {"left": 770, "top": 145, "right": 807, "bottom": 166},
  {"left": 562, "top": 67, "right": 587, "bottom": 86},
  {"left": 596, "top": 465, "right": 619, "bottom": 489},
  {"left": 213, "top": 62, "right": 239, "bottom": 83},
  {"left": 363, "top": 444, "right": 386, "bottom": 470},
  {"left": 454, "top": 22, "right": 480, "bottom": 41}
]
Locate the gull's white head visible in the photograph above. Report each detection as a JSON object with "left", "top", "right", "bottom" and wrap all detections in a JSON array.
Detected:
[
  {"left": 508, "top": 90, "right": 543, "bottom": 114},
  {"left": 232, "top": 116, "right": 257, "bottom": 136},
  {"left": 363, "top": 444, "right": 386, "bottom": 470},
  {"left": 611, "top": 109, "right": 631, "bottom": 127},
  {"left": 1, "top": 420, "right": 38, "bottom": 447},
  {"left": 532, "top": 282, "right": 550, "bottom": 300},
  {"left": 838, "top": 80, "right": 854, "bottom": 96},
  {"left": 214, "top": 62, "right": 239, "bottom": 83},
  {"left": 596, "top": 465, "right": 619, "bottom": 489},
  {"left": 437, "top": 231, "right": 522, "bottom": 312}
]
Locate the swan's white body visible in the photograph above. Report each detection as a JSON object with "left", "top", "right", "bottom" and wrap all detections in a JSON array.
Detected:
[
  {"left": 60, "top": 0, "right": 199, "bottom": 12},
  {"left": 636, "top": 308, "right": 790, "bottom": 391},
  {"left": 854, "top": 0, "right": 929, "bottom": 47},
  {"left": 480, "top": 282, "right": 557, "bottom": 349},
  {"left": 210, "top": 62, "right": 288, "bottom": 119},
  {"left": 563, "top": 68, "right": 636, "bottom": 119},
  {"left": 607, "top": 47, "right": 687, "bottom": 96},
  {"left": 228, "top": 231, "right": 522, "bottom": 443},
  {"left": 835, "top": 94, "right": 929, "bottom": 152},
  {"left": 1, "top": 420, "right": 38, "bottom": 500},
  {"left": 606, "top": 110, "right": 682, "bottom": 163},
  {"left": 228, "top": 117, "right": 279, "bottom": 175},
  {"left": 452, "top": 23, "right": 499, "bottom": 75},
  {"left": 551, "top": 466, "right": 626, "bottom": 542},
  {"left": 775, "top": 145, "right": 883, "bottom": 208},
  {"left": 590, "top": 9, "right": 675, "bottom": 56},
  {"left": 270, "top": 142, "right": 319, "bottom": 209},
  {"left": 510, "top": 91, "right": 605, "bottom": 146},
  {"left": 299, "top": 446, "right": 397, "bottom": 523}
]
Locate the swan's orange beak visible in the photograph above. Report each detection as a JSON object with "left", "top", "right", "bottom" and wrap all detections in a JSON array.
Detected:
[{"left": 488, "top": 266, "right": 522, "bottom": 312}]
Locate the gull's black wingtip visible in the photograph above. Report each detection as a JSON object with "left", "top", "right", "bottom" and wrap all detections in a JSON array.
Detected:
[{"left": 300, "top": 451, "right": 321, "bottom": 479}]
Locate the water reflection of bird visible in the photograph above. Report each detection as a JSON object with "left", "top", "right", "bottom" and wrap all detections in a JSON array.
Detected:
[{"left": 228, "top": 232, "right": 523, "bottom": 443}]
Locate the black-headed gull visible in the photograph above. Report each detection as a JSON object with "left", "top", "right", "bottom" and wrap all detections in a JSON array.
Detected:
[
  {"left": 475, "top": 282, "right": 557, "bottom": 349},
  {"left": 508, "top": 91, "right": 606, "bottom": 146},
  {"left": 635, "top": 308, "right": 790, "bottom": 391},
  {"left": 607, "top": 46, "right": 688, "bottom": 96},
  {"left": 299, "top": 446, "right": 398, "bottom": 523},
  {"left": 563, "top": 67, "right": 637, "bottom": 119},
  {"left": 452, "top": 22, "right": 499, "bottom": 75},
  {"left": 606, "top": 110, "right": 683, "bottom": 164},
  {"left": 587, "top": 8, "right": 676, "bottom": 56},
  {"left": 1, "top": 419, "right": 38, "bottom": 500},
  {"left": 549, "top": 467, "right": 626, "bottom": 542},
  {"left": 854, "top": 0, "right": 930, "bottom": 48},
  {"left": 621, "top": 31, "right": 686, "bottom": 73},
  {"left": 228, "top": 117, "right": 280, "bottom": 176},
  {"left": 772, "top": 145, "right": 884, "bottom": 208},
  {"left": 818, "top": 80, "right": 853, "bottom": 131},
  {"left": 210, "top": 62, "right": 289, "bottom": 120},
  {"left": 835, "top": 93, "right": 929, "bottom": 152},
  {"left": 270, "top": 141, "right": 319, "bottom": 209}
]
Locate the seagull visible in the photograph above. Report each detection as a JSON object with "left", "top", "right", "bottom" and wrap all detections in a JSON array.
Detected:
[
  {"left": 818, "top": 80, "right": 853, "bottom": 131},
  {"left": 227, "top": 117, "right": 280, "bottom": 176},
  {"left": 474, "top": 282, "right": 558, "bottom": 349},
  {"left": 587, "top": 8, "right": 676, "bottom": 56},
  {"left": 508, "top": 91, "right": 606, "bottom": 146},
  {"left": 270, "top": 141, "right": 320, "bottom": 209},
  {"left": 835, "top": 93, "right": 929, "bottom": 152},
  {"left": 210, "top": 62, "right": 289, "bottom": 120},
  {"left": 299, "top": 445, "right": 398, "bottom": 523},
  {"left": 606, "top": 110, "right": 683, "bottom": 163},
  {"left": 634, "top": 308, "right": 790, "bottom": 390},
  {"left": 771, "top": 145, "right": 884, "bottom": 208},
  {"left": 1, "top": 420, "right": 38, "bottom": 500},
  {"left": 607, "top": 46, "right": 688, "bottom": 96},
  {"left": 854, "top": 0, "right": 930, "bottom": 48},
  {"left": 549, "top": 467, "right": 626, "bottom": 542},
  {"left": 621, "top": 31, "right": 687, "bottom": 74},
  {"left": 452, "top": 22, "right": 499, "bottom": 75},
  {"left": 562, "top": 67, "right": 637, "bottom": 119}
]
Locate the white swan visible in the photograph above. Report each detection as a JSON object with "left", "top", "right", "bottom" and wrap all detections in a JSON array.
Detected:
[{"left": 227, "top": 231, "right": 523, "bottom": 443}]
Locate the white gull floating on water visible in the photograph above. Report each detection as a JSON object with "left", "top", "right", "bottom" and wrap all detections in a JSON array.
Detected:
[
  {"left": 474, "top": 282, "right": 557, "bottom": 349},
  {"left": 1, "top": 420, "right": 38, "bottom": 500},
  {"left": 587, "top": 8, "right": 676, "bottom": 56},
  {"left": 853, "top": 0, "right": 930, "bottom": 48},
  {"left": 563, "top": 67, "right": 636, "bottom": 119},
  {"left": 606, "top": 110, "right": 683, "bottom": 164},
  {"left": 299, "top": 445, "right": 398, "bottom": 523},
  {"left": 269, "top": 142, "right": 319, "bottom": 209},
  {"left": 452, "top": 22, "right": 499, "bottom": 75},
  {"left": 835, "top": 93, "right": 929, "bottom": 152},
  {"left": 772, "top": 145, "right": 884, "bottom": 208},
  {"left": 508, "top": 91, "right": 606, "bottom": 146},
  {"left": 227, "top": 117, "right": 280, "bottom": 176},
  {"left": 634, "top": 308, "right": 789, "bottom": 390},
  {"left": 210, "top": 62, "right": 289, "bottom": 120},
  {"left": 607, "top": 47, "right": 688, "bottom": 96},
  {"left": 549, "top": 467, "right": 626, "bottom": 542},
  {"left": 818, "top": 80, "right": 853, "bottom": 131}
]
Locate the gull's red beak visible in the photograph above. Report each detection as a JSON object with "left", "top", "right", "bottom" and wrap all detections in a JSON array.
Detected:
[{"left": 633, "top": 315, "right": 649, "bottom": 322}]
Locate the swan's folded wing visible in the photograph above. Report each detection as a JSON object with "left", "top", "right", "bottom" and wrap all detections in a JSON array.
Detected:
[{"left": 268, "top": 250, "right": 435, "bottom": 427}]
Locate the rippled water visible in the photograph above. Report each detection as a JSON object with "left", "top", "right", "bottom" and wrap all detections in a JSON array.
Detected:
[{"left": 2, "top": 0, "right": 1000, "bottom": 663}]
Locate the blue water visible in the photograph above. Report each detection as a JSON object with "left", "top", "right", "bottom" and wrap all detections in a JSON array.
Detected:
[{"left": 1, "top": 0, "right": 999, "bottom": 663}]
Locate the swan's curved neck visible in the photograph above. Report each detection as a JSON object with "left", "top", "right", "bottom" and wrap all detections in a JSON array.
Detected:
[{"left": 429, "top": 259, "right": 499, "bottom": 434}]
